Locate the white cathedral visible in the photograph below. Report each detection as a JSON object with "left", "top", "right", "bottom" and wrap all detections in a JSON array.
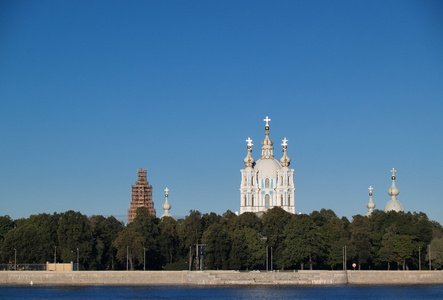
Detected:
[{"left": 240, "top": 117, "right": 296, "bottom": 215}]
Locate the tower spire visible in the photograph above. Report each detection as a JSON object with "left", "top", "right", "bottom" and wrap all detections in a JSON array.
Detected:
[
  {"left": 161, "top": 187, "right": 172, "bottom": 218},
  {"left": 384, "top": 168, "right": 404, "bottom": 212},
  {"left": 261, "top": 116, "right": 274, "bottom": 159},
  {"left": 280, "top": 137, "right": 291, "bottom": 167},
  {"left": 366, "top": 186, "right": 375, "bottom": 216},
  {"left": 243, "top": 137, "right": 255, "bottom": 168}
]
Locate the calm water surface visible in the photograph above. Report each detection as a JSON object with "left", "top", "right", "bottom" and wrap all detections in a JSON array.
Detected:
[{"left": 1, "top": 284, "right": 443, "bottom": 299}]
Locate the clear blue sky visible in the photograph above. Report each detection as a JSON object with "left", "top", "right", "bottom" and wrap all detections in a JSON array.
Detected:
[{"left": 1, "top": 1, "right": 442, "bottom": 224}]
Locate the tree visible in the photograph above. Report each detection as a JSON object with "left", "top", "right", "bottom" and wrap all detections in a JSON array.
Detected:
[
  {"left": 158, "top": 216, "right": 180, "bottom": 268},
  {"left": 426, "top": 237, "right": 443, "bottom": 270},
  {"left": 431, "top": 221, "right": 443, "bottom": 239},
  {"left": 26, "top": 213, "right": 60, "bottom": 252},
  {"left": 379, "top": 232, "right": 416, "bottom": 270},
  {"left": 262, "top": 207, "right": 293, "bottom": 268},
  {"left": 0, "top": 215, "right": 15, "bottom": 258},
  {"left": 202, "top": 223, "right": 230, "bottom": 270},
  {"left": 412, "top": 212, "right": 433, "bottom": 246},
  {"left": 57, "top": 211, "right": 93, "bottom": 269},
  {"left": 2, "top": 223, "right": 52, "bottom": 264},
  {"left": 179, "top": 210, "right": 203, "bottom": 249},
  {"left": 202, "top": 212, "right": 221, "bottom": 232},
  {"left": 113, "top": 227, "right": 144, "bottom": 270},
  {"left": 322, "top": 216, "right": 349, "bottom": 269},
  {"left": 310, "top": 209, "right": 337, "bottom": 228},
  {"left": 219, "top": 210, "right": 238, "bottom": 233},
  {"left": 229, "top": 227, "right": 265, "bottom": 270},
  {"left": 279, "top": 214, "right": 324, "bottom": 270},
  {"left": 349, "top": 215, "right": 372, "bottom": 269},
  {"left": 234, "top": 212, "right": 262, "bottom": 232},
  {"left": 0, "top": 215, "right": 14, "bottom": 241},
  {"left": 129, "top": 207, "right": 162, "bottom": 269},
  {"left": 90, "top": 215, "right": 124, "bottom": 270}
]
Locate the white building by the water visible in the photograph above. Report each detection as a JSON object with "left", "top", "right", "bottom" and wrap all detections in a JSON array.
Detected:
[{"left": 240, "top": 117, "right": 295, "bottom": 215}]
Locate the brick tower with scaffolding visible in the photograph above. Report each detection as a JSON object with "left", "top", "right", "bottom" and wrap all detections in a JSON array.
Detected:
[{"left": 127, "top": 169, "right": 156, "bottom": 223}]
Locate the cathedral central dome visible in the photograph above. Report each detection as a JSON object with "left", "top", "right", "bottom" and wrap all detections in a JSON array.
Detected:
[{"left": 254, "top": 158, "right": 282, "bottom": 178}]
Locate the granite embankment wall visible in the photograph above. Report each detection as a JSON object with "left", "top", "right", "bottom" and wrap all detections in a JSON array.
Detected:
[{"left": 1, "top": 270, "right": 443, "bottom": 286}]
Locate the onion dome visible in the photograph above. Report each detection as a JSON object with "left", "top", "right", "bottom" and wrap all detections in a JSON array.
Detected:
[
  {"left": 280, "top": 137, "right": 291, "bottom": 168},
  {"left": 384, "top": 168, "right": 404, "bottom": 212},
  {"left": 161, "top": 187, "right": 172, "bottom": 218},
  {"left": 366, "top": 186, "right": 376, "bottom": 216},
  {"left": 244, "top": 137, "right": 255, "bottom": 168}
]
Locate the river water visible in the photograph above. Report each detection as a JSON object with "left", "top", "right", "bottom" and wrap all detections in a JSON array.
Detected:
[{"left": 1, "top": 284, "right": 443, "bottom": 299}]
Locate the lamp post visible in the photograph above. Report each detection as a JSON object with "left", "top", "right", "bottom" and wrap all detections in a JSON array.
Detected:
[
  {"left": 54, "top": 246, "right": 57, "bottom": 266},
  {"left": 259, "top": 234, "right": 268, "bottom": 272},
  {"left": 143, "top": 248, "right": 146, "bottom": 271},
  {"left": 419, "top": 247, "right": 421, "bottom": 271},
  {"left": 271, "top": 247, "right": 273, "bottom": 271},
  {"left": 126, "top": 246, "right": 129, "bottom": 271},
  {"left": 14, "top": 249, "right": 16, "bottom": 271},
  {"left": 189, "top": 246, "right": 192, "bottom": 271},
  {"left": 77, "top": 247, "right": 79, "bottom": 271},
  {"left": 429, "top": 244, "right": 432, "bottom": 271}
]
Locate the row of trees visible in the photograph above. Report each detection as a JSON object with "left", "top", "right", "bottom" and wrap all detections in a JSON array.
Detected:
[{"left": 1, "top": 207, "right": 443, "bottom": 271}]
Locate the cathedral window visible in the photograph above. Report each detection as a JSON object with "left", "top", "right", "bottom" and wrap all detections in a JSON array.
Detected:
[
  {"left": 244, "top": 195, "right": 246, "bottom": 206},
  {"left": 265, "top": 178, "right": 270, "bottom": 188},
  {"left": 281, "top": 195, "right": 283, "bottom": 206},
  {"left": 265, "top": 194, "right": 270, "bottom": 208},
  {"left": 251, "top": 195, "right": 254, "bottom": 206},
  {"left": 280, "top": 176, "right": 283, "bottom": 185},
  {"left": 288, "top": 194, "right": 291, "bottom": 206},
  {"left": 251, "top": 176, "right": 254, "bottom": 186}
]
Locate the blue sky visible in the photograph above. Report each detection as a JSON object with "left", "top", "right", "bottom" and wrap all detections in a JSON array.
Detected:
[{"left": 1, "top": 1, "right": 442, "bottom": 224}]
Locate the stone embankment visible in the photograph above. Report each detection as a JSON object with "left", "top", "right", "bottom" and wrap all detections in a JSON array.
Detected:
[{"left": 1, "top": 270, "right": 443, "bottom": 286}]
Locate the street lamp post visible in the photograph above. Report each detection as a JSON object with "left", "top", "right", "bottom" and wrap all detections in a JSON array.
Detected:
[
  {"left": 14, "top": 249, "right": 16, "bottom": 271},
  {"left": 77, "top": 247, "right": 79, "bottom": 271},
  {"left": 143, "top": 248, "right": 146, "bottom": 271},
  {"left": 429, "top": 244, "right": 432, "bottom": 271},
  {"left": 259, "top": 234, "right": 268, "bottom": 272},
  {"left": 271, "top": 247, "right": 273, "bottom": 271},
  {"left": 54, "top": 246, "right": 57, "bottom": 268},
  {"left": 419, "top": 247, "right": 421, "bottom": 271},
  {"left": 127, "top": 246, "right": 129, "bottom": 271}
]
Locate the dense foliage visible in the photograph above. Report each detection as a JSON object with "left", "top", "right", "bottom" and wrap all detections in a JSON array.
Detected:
[{"left": 1, "top": 208, "right": 442, "bottom": 270}]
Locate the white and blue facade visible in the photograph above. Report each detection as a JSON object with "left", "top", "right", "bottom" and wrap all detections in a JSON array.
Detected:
[{"left": 240, "top": 117, "right": 295, "bottom": 214}]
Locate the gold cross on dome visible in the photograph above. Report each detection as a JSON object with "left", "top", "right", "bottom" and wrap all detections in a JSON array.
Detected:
[
  {"left": 282, "top": 137, "right": 288, "bottom": 147},
  {"left": 368, "top": 186, "right": 373, "bottom": 192},
  {"left": 164, "top": 187, "right": 169, "bottom": 195},
  {"left": 390, "top": 168, "right": 397, "bottom": 176},
  {"left": 246, "top": 137, "right": 253, "bottom": 147},
  {"left": 263, "top": 116, "right": 271, "bottom": 127}
]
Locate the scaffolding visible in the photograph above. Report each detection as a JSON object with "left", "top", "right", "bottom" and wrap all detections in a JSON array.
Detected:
[{"left": 127, "top": 169, "right": 156, "bottom": 223}]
